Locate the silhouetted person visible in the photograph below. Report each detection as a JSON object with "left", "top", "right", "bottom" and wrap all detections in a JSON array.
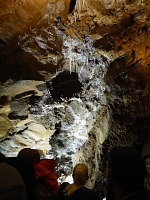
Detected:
[
  {"left": 6, "top": 157, "right": 36, "bottom": 200},
  {"left": 0, "top": 152, "right": 27, "bottom": 200},
  {"left": 106, "top": 146, "right": 150, "bottom": 200},
  {"left": 18, "top": 148, "right": 59, "bottom": 200},
  {"left": 0, "top": 151, "right": 35, "bottom": 200},
  {"left": 61, "top": 163, "right": 100, "bottom": 200}
]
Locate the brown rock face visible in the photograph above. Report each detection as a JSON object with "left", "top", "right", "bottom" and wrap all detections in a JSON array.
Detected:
[
  {"left": 0, "top": 0, "right": 150, "bottom": 195},
  {"left": 0, "top": 0, "right": 48, "bottom": 40},
  {"left": 0, "top": 0, "right": 70, "bottom": 81}
]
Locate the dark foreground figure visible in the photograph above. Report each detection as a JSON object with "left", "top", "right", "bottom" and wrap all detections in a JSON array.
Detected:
[
  {"left": 55, "top": 163, "right": 100, "bottom": 200},
  {"left": 0, "top": 153, "right": 27, "bottom": 200},
  {"left": 106, "top": 146, "right": 150, "bottom": 200}
]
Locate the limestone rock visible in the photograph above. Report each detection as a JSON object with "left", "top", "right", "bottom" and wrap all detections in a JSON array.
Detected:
[
  {"left": 0, "top": 115, "right": 11, "bottom": 139},
  {"left": 0, "top": 119, "right": 55, "bottom": 156},
  {"left": 4, "top": 80, "right": 44, "bottom": 98}
]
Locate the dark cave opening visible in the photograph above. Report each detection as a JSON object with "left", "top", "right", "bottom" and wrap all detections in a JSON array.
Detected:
[
  {"left": 49, "top": 71, "right": 82, "bottom": 101},
  {"left": 69, "top": 0, "right": 77, "bottom": 13}
]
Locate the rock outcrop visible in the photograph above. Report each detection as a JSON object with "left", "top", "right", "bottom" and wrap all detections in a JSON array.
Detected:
[{"left": 0, "top": 0, "right": 150, "bottom": 197}]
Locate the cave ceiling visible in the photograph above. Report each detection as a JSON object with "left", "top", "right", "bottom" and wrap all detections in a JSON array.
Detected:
[{"left": 0, "top": 0, "right": 150, "bottom": 196}]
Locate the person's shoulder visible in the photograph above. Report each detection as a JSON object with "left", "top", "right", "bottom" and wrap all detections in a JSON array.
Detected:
[
  {"left": 73, "top": 187, "right": 100, "bottom": 200},
  {"left": 138, "top": 190, "right": 150, "bottom": 200},
  {"left": 36, "top": 159, "right": 55, "bottom": 169},
  {"left": 37, "top": 159, "right": 55, "bottom": 165},
  {"left": 124, "top": 189, "right": 150, "bottom": 200}
]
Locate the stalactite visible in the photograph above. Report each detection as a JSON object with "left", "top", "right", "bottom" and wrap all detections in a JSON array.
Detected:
[
  {"left": 68, "top": 38, "right": 73, "bottom": 74},
  {"left": 72, "top": 0, "right": 87, "bottom": 21}
]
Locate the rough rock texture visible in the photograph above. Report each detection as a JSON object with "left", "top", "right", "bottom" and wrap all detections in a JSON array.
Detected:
[{"left": 0, "top": 0, "right": 150, "bottom": 198}]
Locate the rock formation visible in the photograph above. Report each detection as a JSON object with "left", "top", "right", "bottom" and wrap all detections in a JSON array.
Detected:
[{"left": 0, "top": 0, "right": 150, "bottom": 198}]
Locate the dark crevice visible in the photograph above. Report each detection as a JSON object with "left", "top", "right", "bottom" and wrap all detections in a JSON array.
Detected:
[
  {"left": 49, "top": 71, "right": 82, "bottom": 101},
  {"left": 69, "top": 0, "right": 77, "bottom": 13}
]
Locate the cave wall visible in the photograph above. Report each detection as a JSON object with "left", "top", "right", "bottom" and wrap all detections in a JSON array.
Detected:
[{"left": 0, "top": 0, "right": 150, "bottom": 197}]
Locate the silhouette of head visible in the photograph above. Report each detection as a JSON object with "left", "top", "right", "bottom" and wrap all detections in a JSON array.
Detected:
[
  {"left": 17, "top": 148, "right": 40, "bottom": 164},
  {"left": 72, "top": 163, "right": 88, "bottom": 186},
  {"left": 108, "top": 146, "right": 146, "bottom": 194}
]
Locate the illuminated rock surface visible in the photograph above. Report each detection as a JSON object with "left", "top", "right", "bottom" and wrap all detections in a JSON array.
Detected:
[{"left": 0, "top": 0, "right": 150, "bottom": 197}]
